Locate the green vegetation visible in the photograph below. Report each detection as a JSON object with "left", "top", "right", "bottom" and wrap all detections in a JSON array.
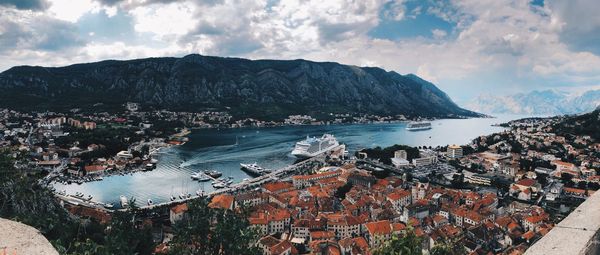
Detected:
[
  {"left": 0, "top": 151, "right": 154, "bottom": 254},
  {"left": 373, "top": 228, "right": 465, "bottom": 255},
  {"left": 360, "top": 144, "right": 420, "bottom": 165},
  {"left": 1, "top": 151, "right": 263, "bottom": 254},
  {"left": 168, "top": 199, "right": 261, "bottom": 255},
  {"left": 372, "top": 229, "right": 422, "bottom": 255},
  {"left": 55, "top": 127, "right": 142, "bottom": 158},
  {"left": 554, "top": 109, "right": 600, "bottom": 140}
]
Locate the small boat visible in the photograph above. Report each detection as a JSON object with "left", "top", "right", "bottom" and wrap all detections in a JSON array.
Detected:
[
  {"left": 170, "top": 196, "right": 176, "bottom": 201},
  {"left": 212, "top": 182, "right": 226, "bottom": 189},
  {"left": 196, "top": 190, "right": 204, "bottom": 196},
  {"left": 204, "top": 170, "right": 223, "bottom": 178},
  {"left": 186, "top": 193, "right": 192, "bottom": 198},
  {"left": 147, "top": 199, "right": 153, "bottom": 206},
  {"left": 120, "top": 195, "right": 129, "bottom": 207},
  {"left": 87, "top": 195, "right": 93, "bottom": 200},
  {"left": 179, "top": 193, "right": 185, "bottom": 199},
  {"left": 104, "top": 203, "right": 114, "bottom": 209},
  {"left": 240, "top": 162, "right": 271, "bottom": 177},
  {"left": 190, "top": 172, "right": 202, "bottom": 180}
]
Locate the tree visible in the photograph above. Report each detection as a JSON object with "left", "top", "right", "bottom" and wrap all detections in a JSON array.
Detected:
[
  {"left": 169, "top": 200, "right": 261, "bottom": 255},
  {"left": 430, "top": 237, "right": 466, "bottom": 255},
  {"left": 335, "top": 182, "right": 353, "bottom": 199},
  {"left": 372, "top": 228, "right": 422, "bottom": 255},
  {"left": 0, "top": 151, "right": 154, "bottom": 255}
]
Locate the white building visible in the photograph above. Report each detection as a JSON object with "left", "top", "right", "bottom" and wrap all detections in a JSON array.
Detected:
[
  {"left": 412, "top": 156, "right": 437, "bottom": 167},
  {"left": 447, "top": 145, "right": 463, "bottom": 159},
  {"left": 394, "top": 150, "right": 407, "bottom": 160}
]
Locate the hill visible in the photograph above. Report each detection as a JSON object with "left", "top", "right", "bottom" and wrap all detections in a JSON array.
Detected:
[{"left": 0, "top": 54, "right": 480, "bottom": 120}]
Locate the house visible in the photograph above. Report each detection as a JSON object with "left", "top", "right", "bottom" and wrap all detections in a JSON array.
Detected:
[
  {"left": 325, "top": 214, "right": 362, "bottom": 239},
  {"left": 551, "top": 160, "right": 576, "bottom": 172},
  {"left": 386, "top": 189, "right": 411, "bottom": 212},
  {"left": 292, "top": 170, "right": 342, "bottom": 189},
  {"left": 263, "top": 182, "right": 294, "bottom": 194},
  {"left": 169, "top": 203, "right": 188, "bottom": 224},
  {"left": 523, "top": 215, "right": 546, "bottom": 232},
  {"left": 338, "top": 237, "right": 370, "bottom": 255},
  {"left": 546, "top": 182, "right": 563, "bottom": 201},
  {"left": 235, "top": 192, "right": 270, "bottom": 208},
  {"left": 509, "top": 178, "right": 541, "bottom": 201},
  {"left": 84, "top": 165, "right": 107, "bottom": 175},
  {"left": 364, "top": 220, "right": 404, "bottom": 248},
  {"left": 209, "top": 194, "right": 235, "bottom": 210}
]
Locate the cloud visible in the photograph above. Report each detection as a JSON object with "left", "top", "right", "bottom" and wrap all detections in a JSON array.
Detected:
[
  {"left": 0, "top": 0, "right": 49, "bottom": 10},
  {"left": 383, "top": 0, "right": 406, "bottom": 21},
  {"left": 0, "top": 8, "right": 85, "bottom": 52},
  {"left": 431, "top": 29, "right": 446, "bottom": 39},
  {"left": 545, "top": 0, "right": 600, "bottom": 55},
  {"left": 2, "top": 0, "right": 600, "bottom": 103}
]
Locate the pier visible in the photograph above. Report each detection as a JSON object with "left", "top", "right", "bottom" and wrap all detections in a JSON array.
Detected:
[
  {"left": 134, "top": 144, "right": 343, "bottom": 211},
  {"left": 53, "top": 144, "right": 345, "bottom": 212}
]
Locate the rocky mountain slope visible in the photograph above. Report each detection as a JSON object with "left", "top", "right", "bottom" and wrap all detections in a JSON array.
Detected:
[
  {"left": 0, "top": 54, "right": 479, "bottom": 119},
  {"left": 466, "top": 89, "right": 600, "bottom": 115}
]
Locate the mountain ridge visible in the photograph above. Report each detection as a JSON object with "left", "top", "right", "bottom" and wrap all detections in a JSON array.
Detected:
[
  {"left": 465, "top": 89, "right": 600, "bottom": 115},
  {"left": 0, "top": 54, "right": 480, "bottom": 120}
]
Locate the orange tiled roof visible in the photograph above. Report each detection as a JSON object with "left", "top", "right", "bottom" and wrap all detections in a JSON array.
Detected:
[
  {"left": 171, "top": 203, "right": 188, "bottom": 214},
  {"left": 270, "top": 240, "right": 293, "bottom": 255},
  {"left": 522, "top": 230, "right": 535, "bottom": 240},
  {"left": 263, "top": 181, "right": 294, "bottom": 193},
  {"left": 84, "top": 165, "right": 106, "bottom": 172},
  {"left": 365, "top": 220, "right": 392, "bottom": 235},
  {"left": 292, "top": 170, "right": 342, "bottom": 181},
  {"left": 209, "top": 194, "right": 234, "bottom": 209},
  {"left": 516, "top": 178, "right": 536, "bottom": 187},
  {"left": 386, "top": 190, "right": 411, "bottom": 201}
]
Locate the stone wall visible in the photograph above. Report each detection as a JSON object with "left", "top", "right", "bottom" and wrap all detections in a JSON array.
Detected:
[{"left": 0, "top": 218, "right": 58, "bottom": 255}]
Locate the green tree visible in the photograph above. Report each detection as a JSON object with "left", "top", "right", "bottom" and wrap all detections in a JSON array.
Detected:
[
  {"left": 430, "top": 237, "right": 466, "bottom": 255},
  {"left": 169, "top": 200, "right": 261, "bottom": 255},
  {"left": 372, "top": 228, "right": 422, "bottom": 255}
]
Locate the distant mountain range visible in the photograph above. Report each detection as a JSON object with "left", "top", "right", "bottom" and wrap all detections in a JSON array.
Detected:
[
  {"left": 465, "top": 89, "right": 600, "bottom": 115},
  {"left": 0, "top": 54, "right": 480, "bottom": 120}
]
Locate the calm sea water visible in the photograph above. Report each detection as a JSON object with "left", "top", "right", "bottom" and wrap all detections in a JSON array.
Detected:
[{"left": 52, "top": 115, "right": 526, "bottom": 205}]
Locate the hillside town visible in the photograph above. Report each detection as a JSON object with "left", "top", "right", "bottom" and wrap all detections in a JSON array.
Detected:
[
  {"left": 191, "top": 115, "right": 599, "bottom": 255},
  {"left": 1, "top": 104, "right": 599, "bottom": 255}
]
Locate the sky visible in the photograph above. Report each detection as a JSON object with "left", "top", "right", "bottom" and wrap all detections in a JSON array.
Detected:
[{"left": 1, "top": 0, "right": 600, "bottom": 103}]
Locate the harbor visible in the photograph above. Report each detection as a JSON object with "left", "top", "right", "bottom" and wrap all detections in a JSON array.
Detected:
[{"left": 50, "top": 116, "right": 517, "bottom": 209}]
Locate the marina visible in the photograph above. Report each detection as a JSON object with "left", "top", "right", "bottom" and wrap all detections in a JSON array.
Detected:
[{"left": 51, "top": 116, "right": 520, "bottom": 208}]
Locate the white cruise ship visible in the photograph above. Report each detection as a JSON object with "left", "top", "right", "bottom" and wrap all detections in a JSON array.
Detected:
[
  {"left": 291, "top": 134, "right": 339, "bottom": 158},
  {"left": 406, "top": 122, "right": 432, "bottom": 131}
]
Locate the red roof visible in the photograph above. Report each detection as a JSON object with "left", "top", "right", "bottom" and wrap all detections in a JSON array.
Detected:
[
  {"left": 365, "top": 220, "right": 392, "bottom": 235},
  {"left": 209, "top": 194, "right": 235, "bottom": 209},
  {"left": 516, "top": 178, "right": 536, "bottom": 187},
  {"left": 84, "top": 165, "right": 106, "bottom": 172},
  {"left": 171, "top": 203, "right": 188, "bottom": 214}
]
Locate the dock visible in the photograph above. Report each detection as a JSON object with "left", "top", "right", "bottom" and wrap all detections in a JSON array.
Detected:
[
  {"left": 135, "top": 144, "right": 344, "bottom": 210},
  {"left": 54, "top": 144, "right": 344, "bottom": 212}
]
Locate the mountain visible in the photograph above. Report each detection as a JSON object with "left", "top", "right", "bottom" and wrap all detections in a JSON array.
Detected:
[
  {"left": 0, "top": 54, "right": 479, "bottom": 120},
  {"left": 465, "top": 89, "right": 600, "bottom": 115},
  {"left": 553, "top": 108, "right": 600, "bottom": 140}
]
